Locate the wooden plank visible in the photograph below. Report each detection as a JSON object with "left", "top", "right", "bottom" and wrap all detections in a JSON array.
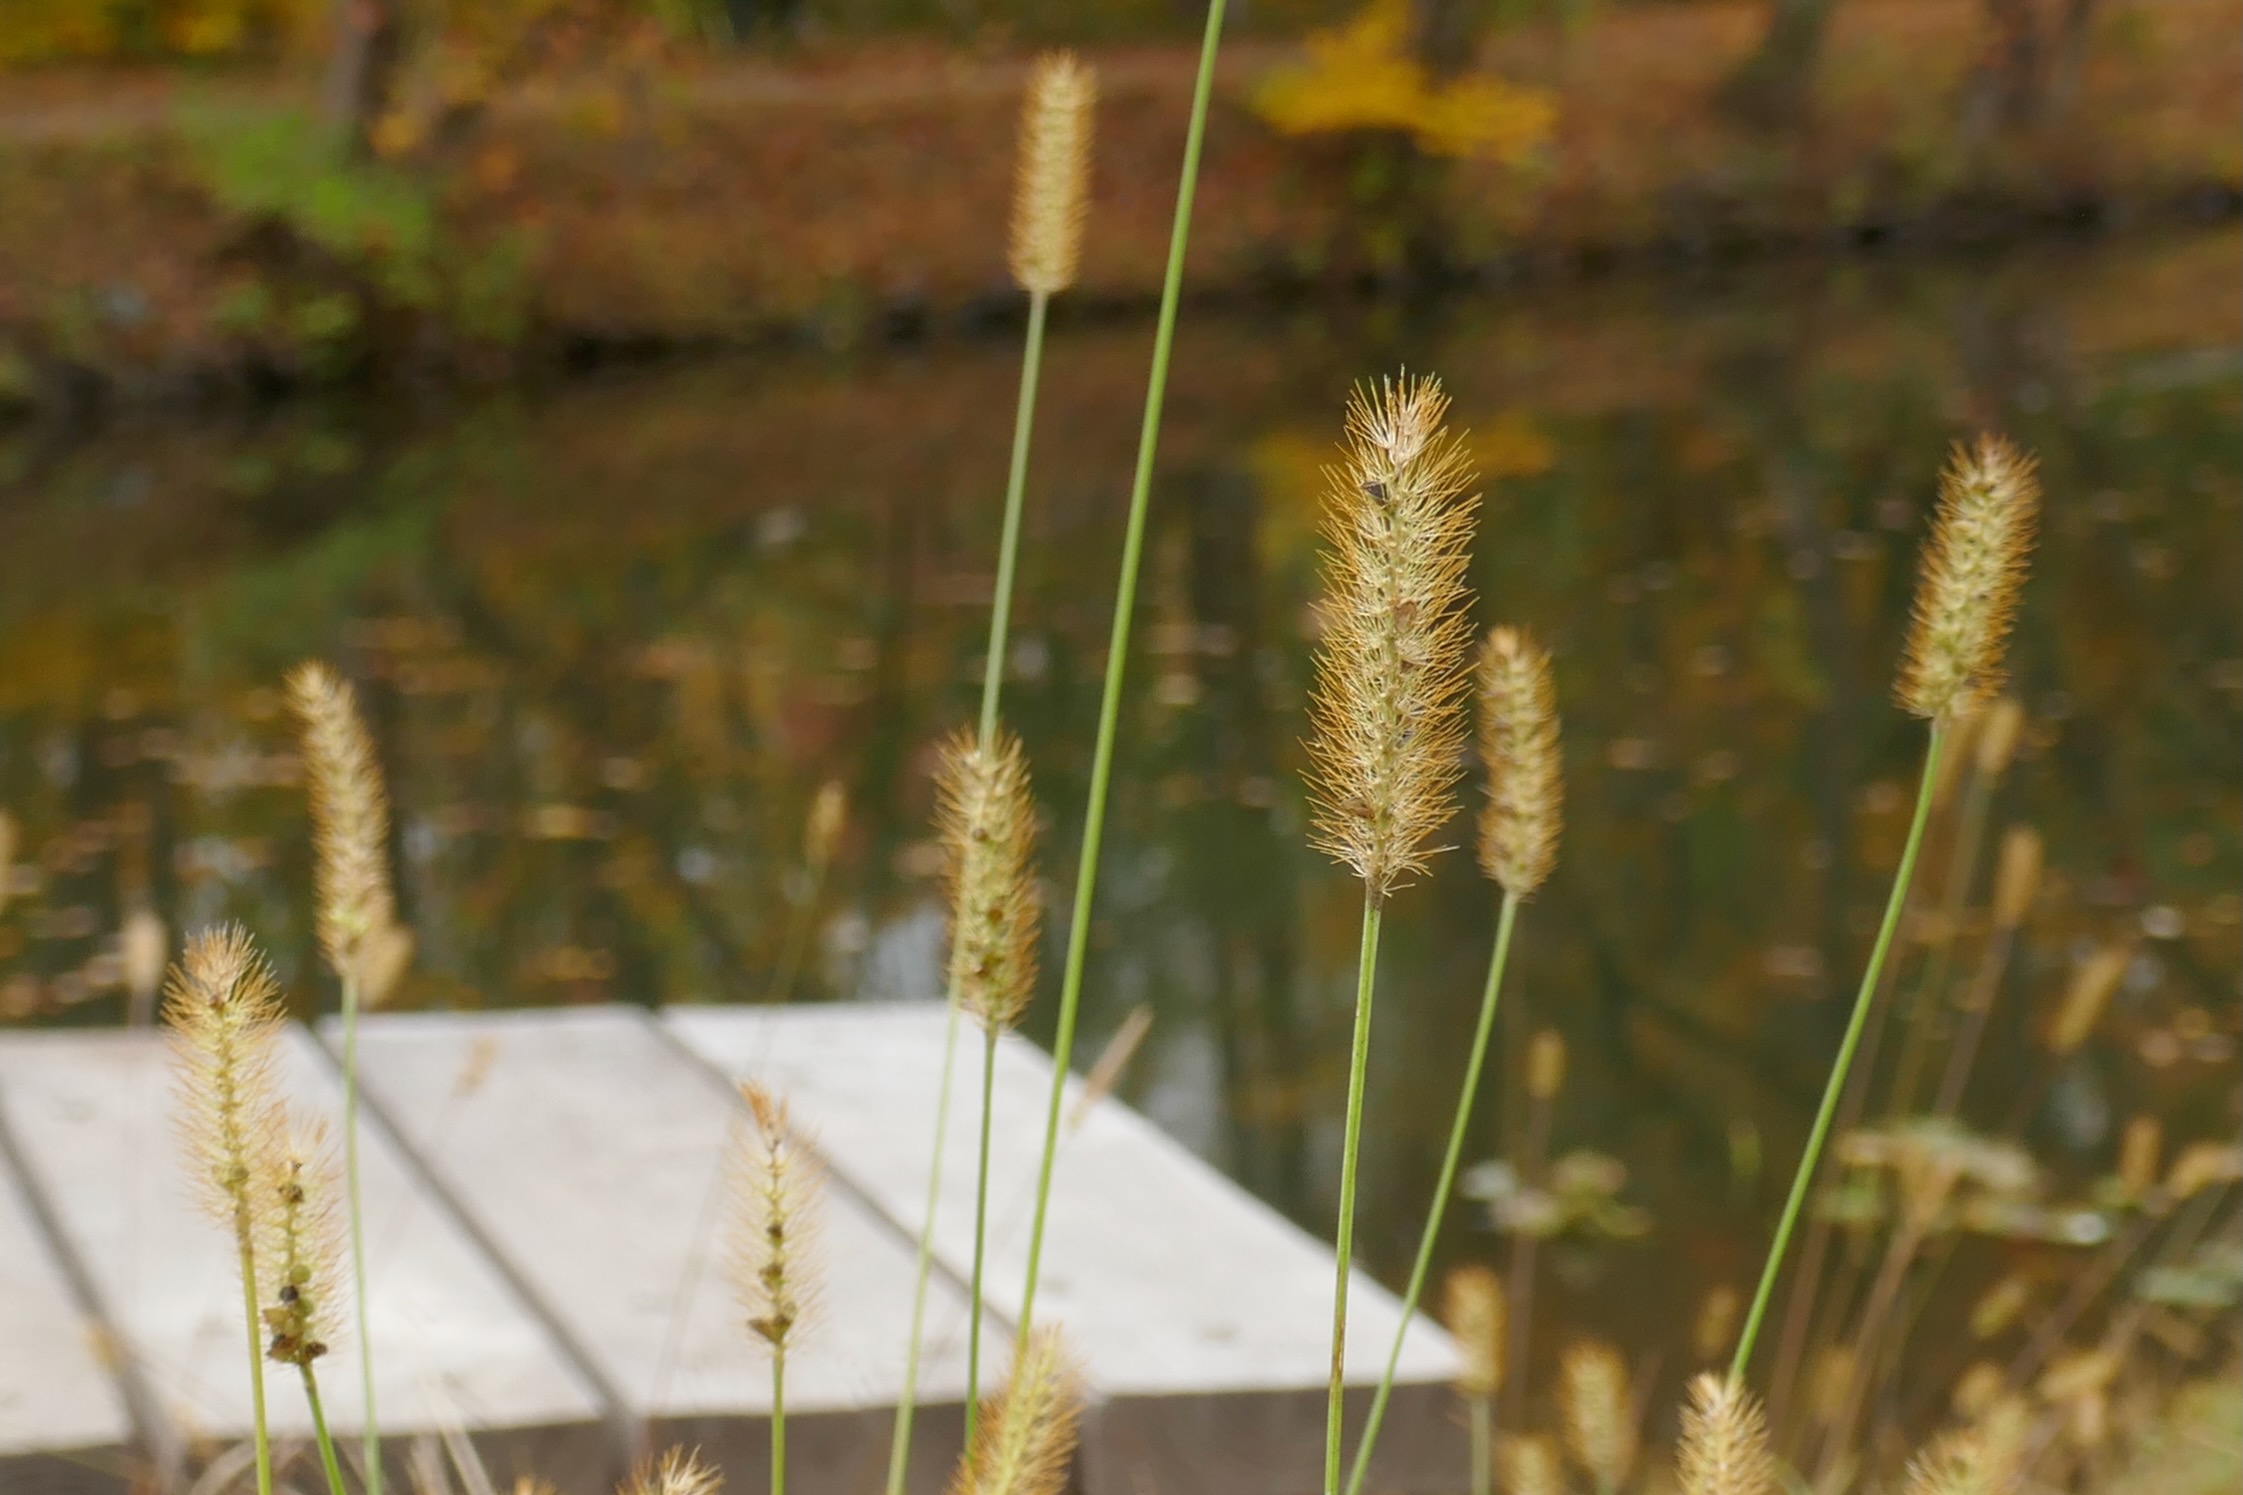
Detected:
[
  {"left": 664, "top": 1003, "right": 1468, "bottom": 1495},
  {"left": 338, "top": 1006, "right": 996, "bottom": 1494},
  {"left": 0, "top": 1117, "right": 135, "bottom": 1493},
  {"left": 0, "top": 1027, "right": 612, "bottom": 1491}
]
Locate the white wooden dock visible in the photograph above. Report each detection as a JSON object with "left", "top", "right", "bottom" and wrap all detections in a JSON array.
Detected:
[{"left": 0, "top": 1004, "right": 1463, "bottom": 1494}]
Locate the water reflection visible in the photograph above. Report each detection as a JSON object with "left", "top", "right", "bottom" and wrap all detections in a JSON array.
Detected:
[{"left": 2, "top": 229, "right": 2238, "bottom": 1429}]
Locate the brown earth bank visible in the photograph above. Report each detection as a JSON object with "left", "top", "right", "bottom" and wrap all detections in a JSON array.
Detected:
[{"left": 0, "top": 0, "right": 2238, "bottom": 411}]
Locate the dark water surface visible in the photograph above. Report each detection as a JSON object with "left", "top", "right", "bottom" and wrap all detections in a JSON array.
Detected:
[{"left": 3, "top": 228, "right": 2239, "bottom": 1445}]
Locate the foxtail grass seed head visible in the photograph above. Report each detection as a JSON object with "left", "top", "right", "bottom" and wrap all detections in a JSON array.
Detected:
[
  {"left": 1527, "top": 1027, "right": 1567, "bottom": 1102},
  {"left": 1476, "top": 626, "right": 1562, "bottom": 897},
  {"left": 1560, "top": 1340, "right": 1635, "bottom": 1490},
  {"left": 1676, "top": 1373, "right": 1777, "bottom": 1495},
  {"left": 286, "top": 662, "right": 410, "bottom": 1002},
  {"left": 1502, "top": 1435, "right": 1564, "bottom": 1495},
  {"left": 1990, "top": 826, "right": 2042, "bottom": 931},
  {"left": 1902, "top": 1424, "right": 2016, "bottom": 1495},
  {"left": 2117, "top": 1114, "right": 2161, "bottom": 1201},
  {"left": 729, "top": 1084, "right": 823, "bottom": 1355},
  {"left": 1973, "top": 697, "right": 2025, "bottom": 777},
  {"left": 951, "top": 1328, "right": 1083, "bottom": 1495},
  {"left": 1692, "top": 1286, "right": 1741, "bottom": 1364},
  {"left": 805, "top": 779, "right": 848, "bottom": 869},
  {"left": 1008, "top": 53, "right": 1096, "bottom": 296},
  {"left": 2047, "top": 943, "right": 2129, "bottom": 1054},
  {"left": 1306, "top": 372, "right": 1479, "bottom": 901},
  {"left": 1968, "top": 1275, "right": 2031, "bottom": 1340},
  {"left": 165, "top": 925, "right": 287, "bottom": 1228},
  {"left": 937, "top": 729, "right": 1042, "bottom": 1034},
  {"left": 1897, "top": 437, "right": 2040, "bottom": 724},
  {"left": 620, "top": 1448, "right": 722, "bottom": 1495},
  {"left": 1442, "top": 1266, "right": 1504, "bottom": 1399},
  {"left": 262, "top": 1117, "right": 345, "bottom": 1368}
]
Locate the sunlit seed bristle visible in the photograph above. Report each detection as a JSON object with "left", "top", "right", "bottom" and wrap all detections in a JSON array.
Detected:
[
  {"left": 1306, "top": 372, "right": 1479, "bottom": 901},
  {"left": 1990, "top": 825, "right": 2042, "bottom": 930},
  {"left": 728, "top": 1083, "right": 822, "bottom": 1355},
  {"left": 1008, "top": 53, "right": 1097, "bottom": 297},
  {"left": 1475, "top": 626, "right": 1562, "bottom": 898},
  {"left": 619, "top": 1447, "right": 723, "bottom": 1495},
  {"left": 1560, "top": 1340, "right": 1635, "bottom": 1489},
  {"left": 164, "top": 925, "right": 288, "bottom": 1229},
  {"left": 1901, "top": 1423, "right": 2013, "bottom": 1495},
  {"left": 950, "top": 1328, "right": 1082, "bottom": 1495},
  {"left": 1442, "top": 1265, "right": 1504, "bottom": 1399},
  {"left": 261, "top": 1116, "right": 345, "bottom": 1368},
  {"left": 1897, "top": 436, "right": 2040, "bottom": 724},
  {"left": 286, "top": 662, "right": 410, "bottom": 1003},
  {"left": 1676, "top": 1373, "right": 1777, "bottom": 1495},
  {"left": 937, "top": 729, "right": 1042, "bottom": 1034}
]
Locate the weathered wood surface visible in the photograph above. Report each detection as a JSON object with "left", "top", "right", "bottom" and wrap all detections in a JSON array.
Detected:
[
  {"left": 0, "top": 1007, "right": 1469, "bottom": 1494},
  {"left": 0, "top": 1115, "right": 134, "bottom": 1492},
  {"left": 0, "top": 1027, "right": 610, "bottom": 1492},
  {"left": 665, "top": 1003, "right": 1466, "bottom": 1495},
  {"left": 337, "top": 1005, "right": 991, "bottom": 1494}
]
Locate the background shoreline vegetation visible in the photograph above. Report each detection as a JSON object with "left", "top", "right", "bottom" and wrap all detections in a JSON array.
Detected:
[{"left": 1, "top": 0, "right": 2239, "bottom": 411}]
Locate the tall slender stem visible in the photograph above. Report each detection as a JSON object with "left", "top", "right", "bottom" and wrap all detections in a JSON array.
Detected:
[
  {"left": 1731, "top": 725, "right": 1946, "bottom": 1381},
  {"left": 885, "top": 265, "right": 1054, "bottom": 1495},
  {"left": 1017, "top": 0, "right": 1231, "bottom": 1346},
  {"left": 340, "top": 973, "right": 380, "bottom": 1495},
  {"left": 885, "top": 994, "right": 962, "bottom": 1495},
  {"left": 981, "top": 291, "right": 1050, "bottom": 743},
  {"left": 964, "top": 1026, "right": 1000, "bottom": 1450},
  {"left": 1344, "top": 892, "right": 1518, "bottom": 1495},
  {"left": 1325, "top": 897, "right": 1385, "bottom": 1495},
  {"left": 234, "top": 1227, "right": 274, "bottom": 1495},
  {"left": 1889, "top": 754, "right": 1995, "bottom": 1116},
  {"left": 1468, "top": 1396, "right": 1492, "bottom": 1495},
  {"left": 299, "top": 1364, "right": 350, "bottom": 1495},
  {"left": 772, "top": 1349, "right": 788, "bottom": 1495}
]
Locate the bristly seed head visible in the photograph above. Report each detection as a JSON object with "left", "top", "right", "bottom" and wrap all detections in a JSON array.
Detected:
[
  {"left": 1305, "top": 371, "right": 1479, "bottom": 901},
  {"left": 1561, "top": 1339, "right": 1636, "bottom": 1491},
  {"left": 1676, "top": 1373, "right": 1778, "bottom": 1495},
  {"left": 950, "top": 1328, "right": 1083, "bottom": 1495},
  {"left": 1442, "top": 1265, "right": 1504, "bottom": 1400},
  {"left": 1009, "top": 53, "right": 1097, "bottom": 297},
  {"left": 1476, "top": 626, "right": 1562, "bottom": 897},
  {"left": 286, "top": 662, "right": 413, "bottom": 1005},
  {"left": 164, "top": 925, "right": 288, "bottom": 1230},
  {"left": 620, "top": 1447, "right": 723, "bottom": 1495},
  {"left": 261, "top": 1115, "right": 345, "bottom": 1368},
  {"left": 938, "top": 729, "right": 1042, "bottom": 1035},
  {"left": 1897, "top": 436, "right": 2040, "bottom": 725},
  {"left": 728, "top": 1083, "right": 823, "bottom": 1356}
]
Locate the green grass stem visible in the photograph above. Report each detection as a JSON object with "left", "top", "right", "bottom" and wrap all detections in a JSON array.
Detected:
[
  {"left": 298, "top": 1364, "right": 349, "bottom": 1495},
  {"left": 964, "top": 1026, "right": 1000, "bottom": 1450},
  {"left": 234, "top": 1228, "right": 274, "bottom": 1495},
  {"left": 1015, "top": 0, "right": 1229, "bottom": 1346},
  {"left": 1343, "top": 892, "right": 1518, "bottom": 1495},
  {"left": 884, "top": 231, "right": 1054, "bottom": 1495},
  {"left": 1729, "top": 724, "right": 1946, "bottom": 1381},
  {"left": 339, "top": 974, "right": 381, "bottom": 1495},
  {"left": 772, "top": 1350, "right": 788, "bottom": 1495},
  {"left": 1325, "top": 896, "right": 1385, "bottom": 1495}
]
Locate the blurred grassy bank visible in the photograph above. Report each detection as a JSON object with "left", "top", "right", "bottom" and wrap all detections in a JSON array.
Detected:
[{"left": 1, "top": 0, "right": 2237, "bottom": 408}]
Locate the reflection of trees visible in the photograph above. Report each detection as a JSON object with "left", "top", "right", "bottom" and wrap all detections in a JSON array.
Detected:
[{"left": 0, "top": 243, "right": 2235, "bottom": 1350}]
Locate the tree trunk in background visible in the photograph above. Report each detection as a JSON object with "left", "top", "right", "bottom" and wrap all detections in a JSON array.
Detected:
[
  {"left": 323, "top": 0, "right": 404, "bottom": 157},
  {"left": 1720, "top": 0, "right": 1845, "bottom": 129}
]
